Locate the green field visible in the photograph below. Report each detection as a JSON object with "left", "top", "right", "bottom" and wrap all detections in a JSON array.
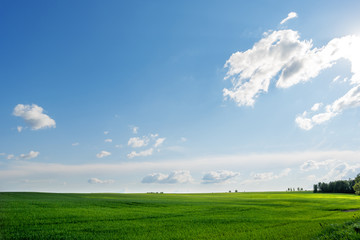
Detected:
[{"left": 1, "top": 192, "right": 360, "bottom": 239}]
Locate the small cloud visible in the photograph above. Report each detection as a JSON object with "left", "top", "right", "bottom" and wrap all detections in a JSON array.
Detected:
[
  {"left": 104, "top": 131, "right": 109, "bottom": 135},
  {"left": 13, "top": 104, "right": 56, "bottom": 130},
  {"left": 280, "top": 11, "right": 298, "bottom": 25},
  {"left": 180, "top": 137, "right": 187, "bottom": 142},
  {"left": 332, "top": 75, "right": 341, "bottom": 83},
  {"left": 0, "top": 153, "right": 5, "bottom": 156},
  {"left": 132, "top": 126, "right": 139, "bottom": 134},
  {"left": 128, "top": 137, "right": 149, "bottom": 148},
  {"left": 105, "top": 139, "right": 112, "bottom": 143},
  {"left": 72, "top": 142, "right": 79, "bottom": 146},
  {"left": 202, "top": 170, "right": 239, "bottom": 184},
  {"left": 6, "top": 154, "right": 14, "bottom": 160},
  {"left": 154, "top": 138, "right": 165, "bottom": 148},
  {"left": 20, "top": 150, "right": 39, "bottom": 159},
  {"left": 88, "top": 178, "right": 114, "bottom": 184},
  {"left": 96, "top": 151, "right": 111, "bottom": 158},
  {"left": 115, "top": 144, "right": 123, "bottom": 148},
  {"left": 311, "top": 103, "right": 322, "bottom": 112},
  {"left": 141, "top": 170, "right": 193, "bottom": 184},
  {"left": 17, "top": 126, "right": 23, "bottom": 132},
  {"left": 150, "top": 133, "right": 159, "bottom": 139},
  {"left": 127, "top": 148, "right": 153, "bottom": 159}
]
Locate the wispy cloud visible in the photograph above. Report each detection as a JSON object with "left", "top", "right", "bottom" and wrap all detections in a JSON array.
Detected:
[
  {"left": 20, "top": 150, "right": 39, "bottom": 160},
  {"left": 13, "top": 104, "right": 56, "bottom": 130},
  {"left": 251, "top": 168, "right": 291, "bottom": 181},
  {"left": 88, "top": 178, "right": 114, "bottom": 184},
  {"left": 96, "top": 151, "right": 111, "bottom": 158},
  {"left": 280, "top": 12, "right": 298, "bottom": 25},
  {"left": 72, "top": 142, "right": 79, "bottom": 146},
  {"left": 105, "top": 139, "right": 112, "bottom": 143},
  {"left": 154, "top": 138, "right": 165, "bottom": 148},
  {"left": 296, "top": 85, "right": 360, "bottom": 130},
  {"left": 127, "top": 148, "right": 153, "bottom": 159},
  {"left": 142, "top": 170, "right": 193, "bottom": 184},
  {"left": 202, "top": 170, "right": 239, "bottom": 184},
  {"left": 128, "top": 137, "right": 149, "bottom": 148}
]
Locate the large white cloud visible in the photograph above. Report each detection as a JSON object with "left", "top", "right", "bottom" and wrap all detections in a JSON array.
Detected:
[
  {"left": 224, "top": 29, "right": 313, "bottom": 106},
  {"left": 142, "top": 170, "right": 193, "bottom": 184},
  {"left": 20, "top": 150, "right": 39, "bottom": 160},
  {"left": 13, "top": 104, "right": 56, "bottom": 130},
  {"left": 202, "top": 170, "right": 239, "bottom": 184},
  {"left": 224, "top": 22, "right": 360, "bottom": 130},
  {"left": 127, "top": 148, "right": 153, "bottom": 159}
]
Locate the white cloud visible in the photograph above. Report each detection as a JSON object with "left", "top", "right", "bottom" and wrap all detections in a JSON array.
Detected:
[
  {"left": 132, "top": 126, "right": 139, "bottom": 134},
  {"left": 154, "top": 138, "right": 165, "bottom": 148},
  {"left": 96, "top": 151, "right": 111, "bottom": 158},
  {"left": 13, "top": 104, "right": 56, "bottom": 130},
  {"left": 202, "top": 170, "right": 239, "bottom": 184},
  {"left": 0, "top": 153, "right": 5, "bottom": 156},
  {"left": 104, "top": 131, "right": 109, "bottom": 135},
  {"left": 223, "top": 30, "right": 313, "bottom": 106},
  {"left": 115, "top": 144, "right": 123, "bottom": 148},
  {"left": 150, "top": 133, "right": 159, "bottom": 139},
  {"left": 142, "top": 170, "right": 193, "bottom": 184},
  {"left": 105, "top": 139, "right": 112, "bottom": 143},
  {"left": 17, "top": 126, "right": 23, "bottom": 132},
  {"left": 322, "top": 162, "right": 360, "bottom": 181},
  {"left": 128, "top": 137, "right": 149, "bottom": 148},
  {"left": 280, "top": 12, "right": 298, "bottom": 25},
  {"left": 296, "top": 84, "right": 360, "bottom": 130},
  {"left": 20, "top": 151, "right": 39, "bottom": 160},
  {"left": 72, "top": 142, "right": 79, "bottom": 146},
  {"left": 224, "top": 28, "right": 360, "bottom": 130},
  {"left": 180, "top": 137, "right": 187, "bottom": 142},
  {"left": 300, "top": 159, "right": 337, "bottom": 172},
  {"left": 88, "top": 178, "right": 114, "bottom": 184},
  {"left": 6, "top": 154, "right": 15, "bottom": 160},
  {"left": 299, "top": 159, "right": 360, "bottom": 181},
  {"left": 251, "top": 168, "right": 291, "bottom": 181},
  {"left": 127, "top": 148, "right": 153, "bottom": 159},
  {"left": 311, "top": 103, "right": 322, "bottom": 112},
  {"left": 332, "top": 75, "right": 341, "bottom": 83}
]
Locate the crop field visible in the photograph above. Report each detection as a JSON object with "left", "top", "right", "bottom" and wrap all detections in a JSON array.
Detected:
[{"left": 1, "top": 192, "right": 360, "bottom": 239}]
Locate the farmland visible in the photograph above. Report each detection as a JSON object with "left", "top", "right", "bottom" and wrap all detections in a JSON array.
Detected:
[{"left": 1, "top": 192, "right": 360, "bottom": 239}]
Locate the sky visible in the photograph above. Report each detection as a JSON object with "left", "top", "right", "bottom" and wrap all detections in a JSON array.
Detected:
[{"left": 1, "top": 0, "right": 360, "bottom": 193}]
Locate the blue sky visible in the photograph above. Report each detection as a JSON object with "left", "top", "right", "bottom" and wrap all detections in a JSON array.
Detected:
[{"left": 2, "top": 1, "right": 360, "bottom": 192}]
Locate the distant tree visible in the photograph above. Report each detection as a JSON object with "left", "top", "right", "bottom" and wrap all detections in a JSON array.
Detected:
[
  {"left": 354, "top": 174, "right": 360, "bottom": 195},
  {"left": 235, "top": 189, "right": 238, "bottom": 193},
  {"left": 313, "top": 184, "right": 318, "bottom": 193}
]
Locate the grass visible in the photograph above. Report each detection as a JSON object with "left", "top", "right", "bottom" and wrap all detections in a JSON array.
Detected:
[{"left": 1, "top": 192, "right": 360, "bottom": 239}]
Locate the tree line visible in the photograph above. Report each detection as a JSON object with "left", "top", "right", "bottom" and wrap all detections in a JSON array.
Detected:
[{"left": 313, "top": 174, "right": 360, "bottom": 194}]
